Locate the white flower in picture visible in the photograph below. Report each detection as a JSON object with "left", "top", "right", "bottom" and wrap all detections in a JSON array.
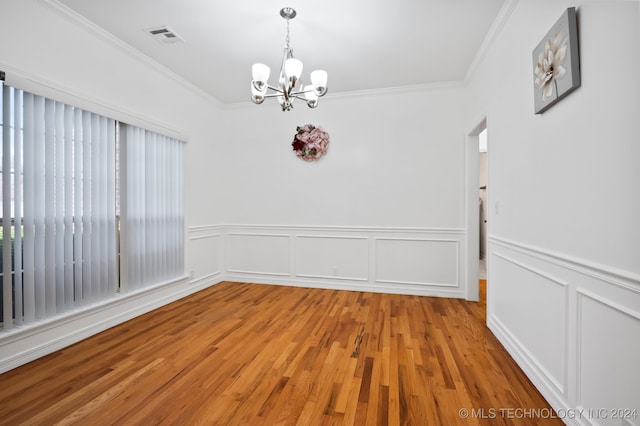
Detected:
[
  {"left": 534, "top": 31, "right": 569, "bottom": 101},
  {"left": 532, "top": 7, "right": 580, "bottom": 114}
]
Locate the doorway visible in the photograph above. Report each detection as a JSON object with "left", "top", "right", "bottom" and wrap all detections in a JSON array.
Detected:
[
  {"left": 478, "top": 128, "right": 488, "bottom": 280},
  {"left": 464, "top": 118, "right": 487, "bottom": 302}
]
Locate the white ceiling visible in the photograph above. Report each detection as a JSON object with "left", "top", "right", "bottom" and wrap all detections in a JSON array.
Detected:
[{"left": 55, "top": 0, "right": 506, "bottom": 104}]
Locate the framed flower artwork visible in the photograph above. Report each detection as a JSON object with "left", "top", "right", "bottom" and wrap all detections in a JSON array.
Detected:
[{"left": 532, "top": 7, "right": 580, "bottom": 114}]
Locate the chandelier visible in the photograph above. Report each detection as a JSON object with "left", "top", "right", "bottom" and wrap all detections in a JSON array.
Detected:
[{"left": 250, "top": 7, "right": 328, "bottom": 111}]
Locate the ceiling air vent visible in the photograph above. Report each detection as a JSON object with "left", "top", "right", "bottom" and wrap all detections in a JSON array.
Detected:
[{"left": 145, "top": 26, "right": 184, "bottom": 44}]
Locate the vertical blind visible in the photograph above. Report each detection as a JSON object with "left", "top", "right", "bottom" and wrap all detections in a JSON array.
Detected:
[
  {"left": 1, "top": 79, "right": 185, "bottom": 331},
  {"left": 119, "top": 124, "right": 184, "bottom": 292}
]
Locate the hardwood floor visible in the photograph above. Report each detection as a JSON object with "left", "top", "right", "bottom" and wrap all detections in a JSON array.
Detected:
[{"left": 0, "top": 281, "right": 561, "bottom": 425}]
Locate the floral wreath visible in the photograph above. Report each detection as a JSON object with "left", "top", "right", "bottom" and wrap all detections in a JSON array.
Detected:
[{"left": 291, "top": 124, "right": 329, "bottom": 161}]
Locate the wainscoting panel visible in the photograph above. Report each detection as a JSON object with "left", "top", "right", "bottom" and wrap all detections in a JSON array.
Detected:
[
  {"left": 576, "top": 290, "right": 640, "bottom": 423},
  {"left": 227, "top": 233, "right": 291, "bottom": 276},
  {"left": 295, "top": 235, "right": 369, "bottom": 281},
  {"left": 375, "top": 238, "right": 459, "bottom": 287},
  {"left": 0, "top": 224, "right": 466, "bottom": 374},
  {"left": 489, "top": 251, "right": 568, "bottom": 395},
  {"left": 222, "top": 225, "right": 465, "bottom": 298},
  {"left": 487, "top": 236, "right": 640, "bottom": 425},
  {"left": 187, "top": 226, "right": 222, "bottom": 284}
]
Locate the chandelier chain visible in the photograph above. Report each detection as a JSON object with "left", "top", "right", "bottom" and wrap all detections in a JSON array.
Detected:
[{"left": 285, "top": 18, "right": 291, "bottom": 48}]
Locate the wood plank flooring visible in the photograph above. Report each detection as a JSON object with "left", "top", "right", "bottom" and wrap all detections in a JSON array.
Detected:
[{"left": 0, "top": 281, "right": 561, "bottom": 425}]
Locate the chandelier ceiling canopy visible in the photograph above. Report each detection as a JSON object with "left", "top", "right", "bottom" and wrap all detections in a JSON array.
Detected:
[{"left": 250, "top": 7, "right": 328, "bottom": 111}]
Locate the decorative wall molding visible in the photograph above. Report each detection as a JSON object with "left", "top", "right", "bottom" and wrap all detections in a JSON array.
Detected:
[
  {"left": 219, "top": 224, "right": 466, "bottom": 298},
  {"left": 486, "top": 237, "right": 640, "bottom": 425},
  {"left": 2, "top": 223, "right": 466, "bottom": 373},
  {"left": 187, "top": 226, "right": 223, "bottom": 283},
  {"left": 488, "top": 315, "right": 567, "bottom": 398},
  {"left": 227, "top": 233, "right": 291, "bottom": 277},
  {"left": 225, "top": 81, "right": 466, "bottom": 110},
  {"left": 221, "top": 223, "right": 465, "bottom": 234},
  {"left": 575, "top": 288, "right": 640, "bottom": 415},
  {"left": 295, "top": 235, "right": 370, "bottom": 281},
  {"left": 374, "top": 238, "right": 460, "bottom": 287},
  {"left": 490, "top": 236, "right": 640, "bottom": 291},
  {"left": 490, "top": 251, "right": 568, "bottom": 396},
  {"left": 492, "top": 251, "right": 569, "bottom": 288}
]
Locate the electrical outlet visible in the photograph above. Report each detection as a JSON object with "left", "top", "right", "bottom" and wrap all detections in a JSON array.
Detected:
[{"left": 332, "top": 266, "right": 338, "bottom": 276}]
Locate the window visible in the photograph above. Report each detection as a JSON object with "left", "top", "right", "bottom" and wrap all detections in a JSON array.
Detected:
[{"left": 1, "top": 78, "right": 184, "bottom": 330}]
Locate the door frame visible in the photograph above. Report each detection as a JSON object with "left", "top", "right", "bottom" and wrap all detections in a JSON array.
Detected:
[{"left": 464, "top": 117, "right": 487, "bottom": 302}]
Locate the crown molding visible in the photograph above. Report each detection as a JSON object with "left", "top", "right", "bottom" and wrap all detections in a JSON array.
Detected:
[
  {"left": 39, "top": 0, "right": 223, "bottom": 108},
  {"left": 38, "top": 0, "right": 517, "bottom": 108},
  {"left": 223, "top": 80, "right": 466, "bottom": 109},
  {"left": 464, "top": 0, "right": 519, "bottom": 84}
]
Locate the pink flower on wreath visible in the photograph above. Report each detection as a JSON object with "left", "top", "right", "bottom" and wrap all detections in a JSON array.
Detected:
[{"left": 291, "top": 124, "right": 329, "bottom": 161}]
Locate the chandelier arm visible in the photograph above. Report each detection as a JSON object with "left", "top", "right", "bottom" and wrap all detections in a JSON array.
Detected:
[
  {"left": 290, "top": 88, "right": 312, "bottom": 96},
  {"left": 265, "top": 84, "right": 285, "bottom": 94}
]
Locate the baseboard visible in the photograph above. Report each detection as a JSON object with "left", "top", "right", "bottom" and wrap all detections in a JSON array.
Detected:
[{"left": 222, "top": 273, "right": 466, "bottom": 299}]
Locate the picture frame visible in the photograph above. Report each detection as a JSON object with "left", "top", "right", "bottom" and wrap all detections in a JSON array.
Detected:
[{"left": 532, "top": 7, "right": 580, "bottom": 114}]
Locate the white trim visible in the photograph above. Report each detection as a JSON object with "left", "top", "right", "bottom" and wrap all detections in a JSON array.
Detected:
[
  {"left": 575, "top": 289, "right": 640, "bottom": 421},
  {"left": 187, "top": 225, "right": 224, "bottom": 232},
  {"left": 224, "top": 223, "right": 464, "bottom": 235},
  {"left": 2, "top": 223, "right": 467, "bottom": 373},
  {"left": 464, "top": 0, "right": 520, "bottom": 84},
  {"left": 295, "top": 234, "right": 370, "bottom": 281},
  {"left": 227, "top": 232, "right": 292, "bottom": 238},
  {"left": 296, "top": 234, "right": 369, "bottom": 240},
  {"left": 464, "top": 118, "right": 486, "bottom": 301},
  {"left": 36, "top": 0, "right": 516, "bottom": 107},
  {"left": 189, "top": 272, "right": 220, "bottom": 285},
  {"left": 0, "top": 62, "right": 189, "bottom": 142},
  {"left": 488, "top": 314, "right": 568, "bottom": 404},
  {"left": 221, "top": 224, "right": 464, "bottom": 295},
  {"left": 188, "top": 233, "right": 220, "bottom": 241},
  {"left": 492, "top": 252, "right": 569, "bottom": 287},
  {"left": 39, "top": 0, "right": 221, "bottom": 108},
  {"left": 487, "top": 237, "right": 640, "bottom": 426},
  {"left": 225, "top": 269, "right": 290, "bottom": 277},
  {"left": 492, "top": 251, "right": 570, "bottom": 396},
  {"left": 490, "top": 236, "right": 640, "bottom": 291},
  {"left": 222, "top": 274, "right": 466, "bottom": 299},
  {"left": 223, "top": 81, "right": 466, "bottom": 109},
  {"left": 295, "top": 273, "right": 368, "bottom": 282}
]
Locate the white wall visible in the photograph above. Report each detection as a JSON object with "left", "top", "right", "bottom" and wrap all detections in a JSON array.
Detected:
[
  {"left": 7, "top": 7, "right": 637, "bottom": 424},
  {"left": 208, "top": 88, "right": 470, "bottom": 297},
  {"left": 0, "top": 0, "right": 473, "bottom": 371},
  {"left": 218, "top": 87, "right": 466, "bottom": 228},
  {"left": 466, "top": 0, "right": 640, "bottom": 423},
  {"left": 0, "top": 0, "right": 225, "bottom": 372}
]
